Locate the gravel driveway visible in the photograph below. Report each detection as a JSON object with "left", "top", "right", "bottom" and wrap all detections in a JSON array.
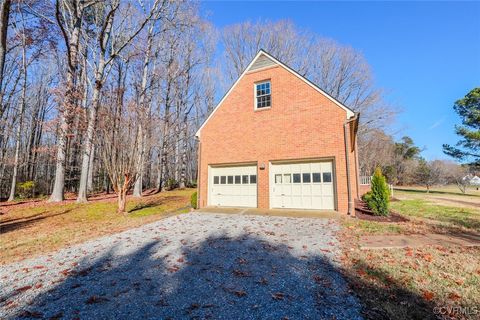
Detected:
[{"left": 1, "top": 212, "right": 363, "bottom": 320}]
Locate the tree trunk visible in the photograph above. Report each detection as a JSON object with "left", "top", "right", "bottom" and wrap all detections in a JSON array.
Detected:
[
  {"left": 179, "top": 114, "right": 188, "bottom": 189},
  {"left": 117, "top": 188, "right": 127, "bottom": 213},
  {"left": 158, "top": 130, "right": 169, "bottom": 192},
  {"left": 7, "top": 15, "right": 27, "bottom": 201},
  {"left": 117, "top": 174, "right": 131, "bottom": 213},
  {"left": 49, "top": 114, "right": 68, "bottom": 201},
  {"left": 133, "top": 171, "right": 142, "bottom": 196},
  {"left": 87, "top": 144, "right": 94, "bottom": 192},
  {"left": 50, "top": 4, "right": 81, "bottom": 202},
  {"left": 77, "top": 71, "right": 104, "bottom": 202},
  {"left": 132, "top": 125, "right": 144, "bottom": 197},
  {"left": 156, "top": 102, "right": 171, "bottom": 193},
  {"left": 0, "top": 0, "right": 11, "bottom": 104},
  {"left": 133, "top": 21, "right": 155, "bottom": 197},
  {"left": 174, "top": 121, "right": 180, "bottom": 182},
  {"left": 7, "top": 116, "right": 23, "bottom": 201}
]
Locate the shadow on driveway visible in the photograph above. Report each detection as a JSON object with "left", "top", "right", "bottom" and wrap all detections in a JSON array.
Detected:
[{"left": 1, "top": 232, "right": 440, "bottom": 319}]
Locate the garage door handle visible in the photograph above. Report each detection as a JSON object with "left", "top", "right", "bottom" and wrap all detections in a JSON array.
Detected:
[
  {"left": 281, "top": 194, "right": 285, "bottom": 196},
  {"left": 217, "top": 193, "right": 221, "bottom": 195}
]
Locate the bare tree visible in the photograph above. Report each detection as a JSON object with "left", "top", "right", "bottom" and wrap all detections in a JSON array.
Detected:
[
  {"left": 0, "top": 0, "right": 210, "bottom": 200},
  {"left": 98, "top": 59, "right": 141, "bottom": 213},
  {"left": 0, "top": 0, "right": 11, "bottom": 104},
  {"left": 49, "top": 0, "right": 96, "bottom": 202},
  {"left": 132, "top": 18, "right": 159, "bottom": 197},
  {"left": 77, "top": 0, "right": 166, "bottom": 202},
  {"left": 7, "top": 4, "right": 27, "bottom": 201}
]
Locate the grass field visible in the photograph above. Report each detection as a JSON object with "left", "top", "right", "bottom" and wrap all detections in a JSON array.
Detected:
[
  {"left": 0, "top": 189, "right": 195, "bottom": 265},
  {"left": 393, "top": 184, "right": 480, "bottom": 197},
  {"left": 341, "top": 186, "right": 480, "bottom": 319}
]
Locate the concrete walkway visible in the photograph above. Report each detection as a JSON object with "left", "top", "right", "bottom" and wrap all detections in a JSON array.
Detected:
[
  {"left": 196, "top": 207, "right": 340, "bottom": 219},
  {"left": 359, "top": 231, "right": 480, "bottom": 250}
]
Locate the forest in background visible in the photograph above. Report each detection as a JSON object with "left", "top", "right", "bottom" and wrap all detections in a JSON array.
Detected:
[{"left": 0, "top": 0, "right": 474, "bottom": 210}]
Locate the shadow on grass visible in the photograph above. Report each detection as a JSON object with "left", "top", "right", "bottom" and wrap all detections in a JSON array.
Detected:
[
  {"left": 1, "top": 233, "right": 444, "bottom": 320},
  {"left": 128, "top": 196, "right": 186, "bottom": 213},
  {"left": 435, "top": 197, "right": 480, "bottom": 208},
  {"left": 128, "top": 202, "right": 159, "bottom": 213},
  {"left": 0, "top": 198, "right": 44, "bottom": 207},
  {"left": 421, "top": 210, "right": 480, "bottom": 234},
  {"left": 343, "top": 260, "right": 440, "bottom": 320},
  {"left": 0, "top": 209, "right": 74, "bottom": 234}
]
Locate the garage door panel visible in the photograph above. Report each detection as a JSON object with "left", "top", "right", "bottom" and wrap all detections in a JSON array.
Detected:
[
  {"left": 312, "top": 196, "right": 322, "bottom": 208},
  {"left": 301, "top": 184, "right": 312, "bottom": 196},
  {"left": 300, "top": 163, "right": 310, "bottom": 171},
  {"left": 282, "top": 196, "right": 292, "bottom": 208},
  {"left": 321, "top": 184, "right": 333, "bottom": 196},
  {"left": 311, "top": 184, "right": 322, "bottom": 193},
  {"left": 291, "top": 164, "right": 301, "bottom": 172},
  {"left": 291, "top": 185, "right": 302, "bottom": 195},
  {"left": 209, "top": 165, "right": 257, "bottom": 207},
  {"left": 323, "top": 196, "right": 334, "bottom": 209},
  {"left": 321, "top": 162, "right": 332, "bottom": 172},
  {"left": 271, "top": 161, "right": 334, "bottom": 210},
  {"left": 291, "top": 196, "right": 302, "bottom": 208},
  {"left": 302, "top": 197, "right": 312, "bottom": 208},
  {"left": 311, "top": 162, "right": 322, "bottom": 172}
]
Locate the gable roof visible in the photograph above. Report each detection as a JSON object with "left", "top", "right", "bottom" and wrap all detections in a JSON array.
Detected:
[{"left": 195, "top": 49, "right": 355, "bottom": 138}]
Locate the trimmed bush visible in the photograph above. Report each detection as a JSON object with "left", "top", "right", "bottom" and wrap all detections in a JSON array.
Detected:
[
  {"left": 190, "top": 191, "right": 198, "bottom": 209},
  {"left": 18, "top": 181, "right": 36, "bottom": 199},
  {"left": 362, "top": 167, "right": 390, "bottom": 216}
]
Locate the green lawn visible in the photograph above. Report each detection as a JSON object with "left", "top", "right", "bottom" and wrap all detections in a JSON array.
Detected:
[
  {"left": 393, "top": 185, "right": 480, "bottom": 197},
  {"left": 391, "top": 198, "right": 480, "bottom": 232}
]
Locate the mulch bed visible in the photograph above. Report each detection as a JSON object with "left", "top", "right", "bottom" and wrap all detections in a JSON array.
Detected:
[{"left": 354, "top": 199, "right": 409, "bottom": 223}]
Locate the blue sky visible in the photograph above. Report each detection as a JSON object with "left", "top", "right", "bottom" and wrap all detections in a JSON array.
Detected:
[{"left": 201, "top": 1, "right": 480, "bottom": 161}]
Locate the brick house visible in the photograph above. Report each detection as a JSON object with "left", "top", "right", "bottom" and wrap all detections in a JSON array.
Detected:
[{"left": 195, "top": 50, "right": 360, "bottom": 214}]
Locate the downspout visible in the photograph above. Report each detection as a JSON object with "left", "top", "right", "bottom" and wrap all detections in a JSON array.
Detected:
[
  {"left": 355, "top": 138, "right": 360, "bottom": 200},
  {"left": 343, "top": 113, "right": 359, "bottom": 215},
  {"left": 195, "top": 136, "right": 201, "bottom": 209}
]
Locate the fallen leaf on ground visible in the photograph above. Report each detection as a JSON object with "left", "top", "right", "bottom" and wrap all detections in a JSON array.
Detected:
[
  {"left": 448, "top": 292, "right": 461, "bottom": 301},
  {"left": 15, "top": 285, "right": 32, "bottom": 293},
  {"left": 422, "top": 290, "right": 434, "bottom": 301}
]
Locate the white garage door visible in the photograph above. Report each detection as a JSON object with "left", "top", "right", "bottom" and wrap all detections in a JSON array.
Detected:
[
  {"left": 270, "top": 162, "right": 334, "bottom": 210},
  {"left": 209, "top": 165, "right": 257, "bottom": 207}
]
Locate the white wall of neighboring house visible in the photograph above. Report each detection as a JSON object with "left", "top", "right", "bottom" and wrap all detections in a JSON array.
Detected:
[{"left": 470, "top": 176, "right": 480, "bottom": 186}]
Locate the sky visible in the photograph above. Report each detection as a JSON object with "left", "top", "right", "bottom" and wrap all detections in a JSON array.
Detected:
[{"left": 200, "top": 1, "right": 480, "bottom": 161}]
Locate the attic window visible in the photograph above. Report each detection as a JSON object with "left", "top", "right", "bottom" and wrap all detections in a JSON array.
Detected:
[{"left": 255, "top": 81, "right": 271, "bottom": 109}]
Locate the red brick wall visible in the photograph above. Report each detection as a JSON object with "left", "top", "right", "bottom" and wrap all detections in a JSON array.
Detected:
[
  {"left": 197, "top": 65, "right": 359, "bottom": 213},
  {"left": 359, "top": 184, "right": 371, "bottom": 197}
]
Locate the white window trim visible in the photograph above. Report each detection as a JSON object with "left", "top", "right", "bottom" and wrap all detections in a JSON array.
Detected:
[{"left": 254, "top": 80, "right": 272, "bottom": 110}]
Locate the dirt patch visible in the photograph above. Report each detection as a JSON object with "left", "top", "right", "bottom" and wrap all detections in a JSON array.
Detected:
[{"left": 355, "top": 200, "right": 409, "bottom": 222}]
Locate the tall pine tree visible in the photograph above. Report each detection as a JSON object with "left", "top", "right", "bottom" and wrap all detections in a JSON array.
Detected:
[{"left": 443, "top": 88, "right": 480, "bottom": 165}]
